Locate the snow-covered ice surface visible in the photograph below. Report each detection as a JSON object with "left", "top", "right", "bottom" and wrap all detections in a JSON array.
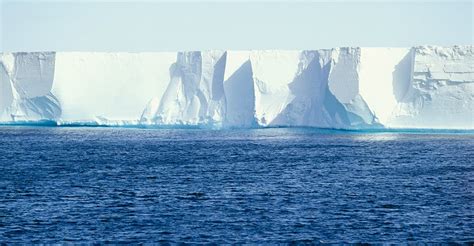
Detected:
[{"left": 0, "top": 46, "right": 473, "bottom": 129}]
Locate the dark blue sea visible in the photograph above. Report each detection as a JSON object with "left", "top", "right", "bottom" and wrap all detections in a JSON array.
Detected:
[{"left": 0, "top": 126, "right": 473, "bottom": 244}]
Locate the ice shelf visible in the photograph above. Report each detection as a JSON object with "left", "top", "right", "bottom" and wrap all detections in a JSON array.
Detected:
[{"left": 1, "top": 46, "right": 473, "bottom": 129}]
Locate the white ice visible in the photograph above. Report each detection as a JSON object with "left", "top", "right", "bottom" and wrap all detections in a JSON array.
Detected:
[{"left": 0, "top": 46, "right": 472, "bottom": 129}]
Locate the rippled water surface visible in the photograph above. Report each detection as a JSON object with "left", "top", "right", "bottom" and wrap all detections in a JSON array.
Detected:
[{"left": 0, "top": 127, "right": 473, "bottom": 243}]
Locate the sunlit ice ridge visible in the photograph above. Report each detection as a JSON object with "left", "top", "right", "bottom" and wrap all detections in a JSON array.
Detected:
[{"left": 1, "top": 46, "right": 473, "bottom": 130}]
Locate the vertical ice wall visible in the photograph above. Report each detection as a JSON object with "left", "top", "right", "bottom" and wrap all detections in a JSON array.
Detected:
[
  {"left": 390, "top": 46, "right": 474, "bottom": 128},
  {"left": 53, "top": 52, "right": 176, "bottom": 124},
  {"left": 0, "top": 52, "right": 60, "bottom": 121},
  {"left": 358, "top": 48, "right": 413, "bottom": 125},
  {"left": 328, "top": 47, "right": 374, "bottom": 127},
  {"left": 0, "top": 54, "right": 14, "bottom": 119},
  {"left": 222, "top": 51, "right": 257, "bottom": 127},
  {"left": 1, "top": 46, "right": 472, "bottom": 129},
  {"left": 223, "top": 50, "right": 350, "bottom": 128},
  {"left": 255, "top": 50, "right": 352, "bottom": 128},
  {"left": 251, "top": 50, "right": 301, "bottom": 126},
  {"left": 141, "top": 51, "right": 227, "bottom": 125}
]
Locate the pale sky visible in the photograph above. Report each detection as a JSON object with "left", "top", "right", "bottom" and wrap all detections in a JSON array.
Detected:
[{"left": 0, "top": 0, "right": 472, "bottom": 52}]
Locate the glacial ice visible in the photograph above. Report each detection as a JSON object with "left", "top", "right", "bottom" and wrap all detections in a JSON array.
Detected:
[
  {"left": 0, "top": 46, "right": 472, "bottom": 129},
  {"left": 52, "top": 52, "right": 176, "bottom": 123},
  {"left": 0, "top": 52, "right": 60, "bottom": 121},
  {"left": 141, "top": 51, "right": 227, "bottom": 125}
]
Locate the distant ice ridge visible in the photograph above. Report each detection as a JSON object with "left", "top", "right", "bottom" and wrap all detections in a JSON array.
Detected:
[{"left": 0, "top": 46, "right": 473, "bottom": 129}]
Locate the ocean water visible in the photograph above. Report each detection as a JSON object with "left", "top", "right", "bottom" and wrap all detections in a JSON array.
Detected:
[{"left": 0, "top": 126, "right": 473, "bottom": 244}]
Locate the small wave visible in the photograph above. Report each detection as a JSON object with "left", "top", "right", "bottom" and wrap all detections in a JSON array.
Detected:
[{"left": 0, "top": 120, "right": 473, "bottom": 134}]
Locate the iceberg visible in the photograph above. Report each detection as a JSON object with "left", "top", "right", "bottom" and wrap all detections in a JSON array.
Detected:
[{"left": 0, "top": 46, "right": 472, "bottom": 129}]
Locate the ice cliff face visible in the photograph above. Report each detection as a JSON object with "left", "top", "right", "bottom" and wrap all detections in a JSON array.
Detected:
[
  {"left": 0, "top": 46, "right": 472, "bottom": 129},
  {"left": 0, "top": 52, "right": 60, "bottom": 122},
  {"left": 141, "top": 51, "right": 227, "bottom": 125},
  {"left": 390, "top": 46, "right": 474, "bottom": 129}
]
